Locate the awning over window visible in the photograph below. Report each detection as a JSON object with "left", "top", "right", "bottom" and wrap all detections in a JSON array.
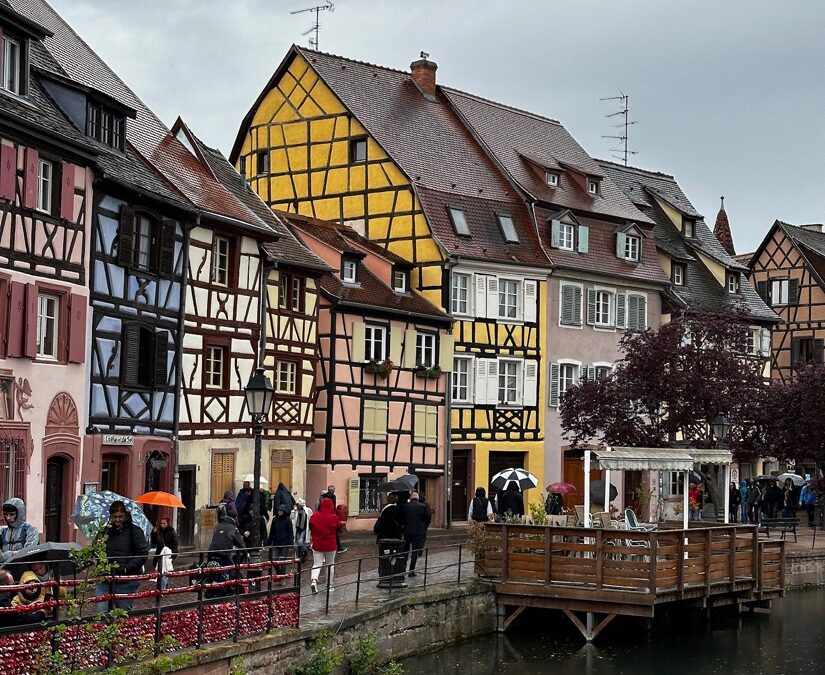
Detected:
[
  {"left": 687, "top": 448, "right": 733, "bottom": 465},
  {"left": 594, "top": 447, "right": 695, "bottom": 472}
]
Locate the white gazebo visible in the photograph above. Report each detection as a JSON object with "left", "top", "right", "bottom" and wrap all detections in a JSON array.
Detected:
[{"left": 584, "top": 446, "right": 733, "bottom": 529}]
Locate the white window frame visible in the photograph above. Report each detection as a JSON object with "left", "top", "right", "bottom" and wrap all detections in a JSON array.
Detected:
[
  {"left": 593, "top": 361, "right": 614, "bottom": 380},
  {"left": 771, "top": 279, "right": 789, "bottom": 306},
  {"left": 452, "top": 355, "right": 474, "bottom": 404},
  {"left": 672, "top": 263, "right": 685, "bottom": 286},
  {"left": 393, "top": 269, "right": 408, "bottom": 293},
  {"left": 451, "top": 272, "right": 470, "bottom": 315},
  {"left": 558, "top": 360, "right": 581, "bottom": 398},
  {"left": 683, "top": 219, "right": 695, "bottom": 238},
  {"left": 727, "top": 273, "right": 740, "bottom": 294},
  {"left": 624, "top": 235, "right": 640, "bottom": 261},
  {"left": 497, "top": 357, "right": 522, "bottom": 406},
  {"left": 667, "top": 471, "right": 685, "bottom": 497},
  {"left": 558, "top": 222, "right": 575, "bottom": 251},
  {"left": 546, "top": 171, "right": 559, "bottom": 187},
  {"left": 211, "top": 235, "right": 230, "bottom": 286},
  {"left": 37, "top": 159, "right": 52, "bottom": 214},
  {"left": 415, "top": 332, "right": 437, "bottom": 367},
  {"left": 498, "top": 278, "right": 520, "bottom": 320},
  {"left": 588, "top": 179, "right": 599, "bottom": 195},
  {"left": 205, "top": 345, "right": 225, "bottom": 389},
  {"left": 364, "top": 324, "right": 387, "bottom": 362},
  {"left": 2, "top": 35, "right": 21, "bottom": 95},
  {"left": 594, "top": 289, "right": 613, "bottom": 328},
  {"left": 275, "top": 360, "right": 297, "bottom": 395},
  {"left": 342, "top": 258, "right": 358, "bottom": 284},
  {"left": 36, "top": 293, "right": 59, "bottom": 359}
]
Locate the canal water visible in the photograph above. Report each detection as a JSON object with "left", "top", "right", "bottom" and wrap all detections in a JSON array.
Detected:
[{"left": 404, "top": 589, "right": 825, "bottom": 674}]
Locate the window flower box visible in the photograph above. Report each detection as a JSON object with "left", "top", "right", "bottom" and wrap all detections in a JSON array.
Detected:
[
  {"left": 365, "top": 359, "right": 393, "bottom": 379},
  {"left": 414, "top": 364, "right": 442, "bottom": 379}
]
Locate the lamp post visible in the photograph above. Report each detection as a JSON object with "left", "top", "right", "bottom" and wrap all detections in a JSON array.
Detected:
[
  {"left": 244, "top": 367, "right": 274, "bottom": 579},
  {"left": 711, "top": 414, "right": 731, "bottom": 524}
]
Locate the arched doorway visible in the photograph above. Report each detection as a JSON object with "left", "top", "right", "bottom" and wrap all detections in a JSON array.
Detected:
[{"left": 42, "top": 393, "right": 80, "bottom": 542}]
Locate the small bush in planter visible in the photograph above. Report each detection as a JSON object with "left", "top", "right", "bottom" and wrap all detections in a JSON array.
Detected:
[
  {"left": 414, "top": 364, "right": 443, "bottom": 379},
  {"left": 365, "top": 359, "right": 394, "bottom": 379}
]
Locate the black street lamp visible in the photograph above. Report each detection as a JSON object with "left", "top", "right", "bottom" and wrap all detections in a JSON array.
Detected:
[
  {"left": 244, "top": 367, "right": 274, "bottom": 572},
  {"left": 711, "top": 414, "right": 730, "bottom": 444}
]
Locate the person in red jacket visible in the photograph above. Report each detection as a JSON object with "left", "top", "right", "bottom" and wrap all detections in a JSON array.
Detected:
[{"left": 308, "top": 497, "right": 342, "bottom": 594}]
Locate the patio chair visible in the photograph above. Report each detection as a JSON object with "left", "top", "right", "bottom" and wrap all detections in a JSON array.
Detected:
[
  {"left": 624, "top": 508, "right": 656, "bottom": 532},
  {"left": 574, "top": 505, "right": 586, "bottom": 527}
]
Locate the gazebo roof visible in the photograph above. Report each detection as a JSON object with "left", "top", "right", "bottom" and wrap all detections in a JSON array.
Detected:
[{"left": 592, "top": 447, "right": 733, "bottom": 471}]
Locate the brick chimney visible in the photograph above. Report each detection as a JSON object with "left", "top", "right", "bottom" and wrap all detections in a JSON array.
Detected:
[
  {"left": 800, "top": 223, "right": 824, "bottom": 233},
  {"left": 410, "top": 51, "right": 437, "bottom": 100}
]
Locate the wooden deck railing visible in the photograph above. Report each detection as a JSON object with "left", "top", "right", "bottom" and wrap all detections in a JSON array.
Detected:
[{"left": 478, "top": 523, "right": 784, "bottom": 601}]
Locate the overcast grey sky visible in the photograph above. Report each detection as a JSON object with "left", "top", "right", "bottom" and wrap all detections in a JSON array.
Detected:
[{"left": 49, "top": 0, "right": 824, "bottom": 254}]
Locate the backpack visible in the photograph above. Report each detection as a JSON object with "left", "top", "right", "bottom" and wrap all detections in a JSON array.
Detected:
[{"left": 471, "top": 497, "right": 489, "bottom": 522}]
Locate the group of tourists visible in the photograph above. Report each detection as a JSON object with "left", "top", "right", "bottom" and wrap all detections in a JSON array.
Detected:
[
  {"left": 468, "top": 484, "right": 526, "bottom": 523},
  {"left": 728, "top": 477, "right": 818, "bottom": 526},
  {"left": 372, "top": 490, "right": 432, "bottom": 578}
]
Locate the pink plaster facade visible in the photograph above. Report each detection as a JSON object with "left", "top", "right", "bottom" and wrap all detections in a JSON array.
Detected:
[{"left": 1, "top": 135, "right": 94, "bottom": 542}]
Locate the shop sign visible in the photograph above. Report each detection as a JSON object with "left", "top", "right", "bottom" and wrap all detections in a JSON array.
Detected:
[{"left": 102, "top": 434, "right": 133, "bottom": 446}]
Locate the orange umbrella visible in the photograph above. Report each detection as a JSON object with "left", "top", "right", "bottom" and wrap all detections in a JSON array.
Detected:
[{"left": 135, "top": 491, "right": 186, "bottom": 509}]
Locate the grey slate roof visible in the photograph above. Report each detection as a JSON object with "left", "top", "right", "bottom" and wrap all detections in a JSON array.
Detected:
[{"left": 598, "top": 160, "right": 777, "bottom": 323}]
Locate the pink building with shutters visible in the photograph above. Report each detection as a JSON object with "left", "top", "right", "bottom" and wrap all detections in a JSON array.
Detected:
[{"left": 1, "top": 128, "right": 93, "bottom": 542}]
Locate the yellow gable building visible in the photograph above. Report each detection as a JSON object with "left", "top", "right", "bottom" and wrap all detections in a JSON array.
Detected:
[{"left": 232, "top": 47, "right": 549, "bottom": 521}]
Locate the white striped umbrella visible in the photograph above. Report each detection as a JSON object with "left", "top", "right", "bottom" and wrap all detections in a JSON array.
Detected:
[{"left": 490, "top": 468, "right": 538, "bottom": 492}]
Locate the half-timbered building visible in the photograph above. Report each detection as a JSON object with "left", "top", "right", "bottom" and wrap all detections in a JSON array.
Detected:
[
  {"left": 231, "top": 48, "right": 549, "bottom": 522},
  {"left": 0, "top": 0, "right": 94, "bottom": 540},
  {"left": 168, "top": 120, "right": 327, "bottom": 542},
  {"left": 284, "top": 213, "right": 452, "bottom": 528},
  {"left": 747, "top": 221, "right": 825, "bottom": 383}
]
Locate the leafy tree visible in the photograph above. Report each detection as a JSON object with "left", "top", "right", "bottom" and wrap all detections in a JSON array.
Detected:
[
  {"left": 560, "top": 309, "right": 768, "bottom": 510},
  {"left": 761, "top": 363, "right": 825, "bottom": 467}
]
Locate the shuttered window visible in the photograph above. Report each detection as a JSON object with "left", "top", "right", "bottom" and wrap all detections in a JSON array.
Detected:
[
  {"left": 452, "top": 355, "right": 473, "bottom": 403},
  {"left": 362, "top": 399, "right": 388, "bottom": 441},
  {"left": 270, "top": 448, "right": 293, "bottom": 492},
  {"left": 413, "top": 404, "right": 439, "bottom": 444},
  {"left": 121, "top": 323, "right": 168, "bottom": 390},
  {"left": 626, "top": 293, "right": 647, "bottom": 332},
  {"left": 451, "top": 273, "right": 470, "bottom": 314},
  {"left": 118, "top": 207, "right": 176, "bottom": 275},
  {"left": 560, "top": 284, "right": 582, "bottom": 326},
  {"left": 549, "top": 361, "right": 580, "bottom": 408},
  {"left": 211, "top": 452, "right": 235, "bottom": 504},
  {"left": 498, "top": 359, "right": 521, "bottom": 405}
]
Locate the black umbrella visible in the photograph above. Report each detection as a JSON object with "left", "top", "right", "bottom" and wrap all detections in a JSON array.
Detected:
[
  {"left": 398, "top": 474, "right": 419, "bottom": 491},
  {"left": 378, "top": 479, "right": 410, "bottom": 493},
  {"left": 689, "top": 471, "right": 703, "bottom": 485},
  {"left": 2, "top": 542, "right": 81, "bottom": 576},
  {"left": 589, "top": 480, "right": 619, "bottom": 505}
]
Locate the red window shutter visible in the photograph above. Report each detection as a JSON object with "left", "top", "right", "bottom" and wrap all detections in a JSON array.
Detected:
[
  {"left": 67, "top": 292, "right": 87, "bottom": 363},
  {"left": 60, "top": 162, "right": 75, "bottom": 220},
  {"left": 24, "top": 283, "right": 38, "bottom": 358},
  {"left": 0, "top": 143, "right": 16, "bottom": 202},
  {"left": 23, "top": 148, "right": 38, "bottom": 210},
  {"left": 5, "top": 281, "right": 26, "bottom": 357}
]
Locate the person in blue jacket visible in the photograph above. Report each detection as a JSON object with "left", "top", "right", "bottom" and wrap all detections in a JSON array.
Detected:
[{"left": 739, "top": 480, "right": 749, "bottom": 524}]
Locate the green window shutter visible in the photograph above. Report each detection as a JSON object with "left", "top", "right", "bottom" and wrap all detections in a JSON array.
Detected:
[
  {"left": 351, "top": 322, "right": 366, "bottom": 362},
  {"left": 586, "top": 289, "right": 597, "bottom": 325},
  {"left": 637, "top": 295, "right": 647, "bottom": 330},
  {"left": 560, "top": 285, "right": 574, "bottom": 325},
  {"left": 616, "top": 231, "right": 626, "bottom": 259},
  {"left": 549, "top": 363, "right": 560, "bottom": 408},
  {"left": 616, "top": 293, "right": 627, "bottom": 329},
  {"left": 550, "top": 219, "right": 560, "bottom": 248},
  {"left": 577, "top": 226, "right": 589, "bottom": 253},
  {"left": 572, "top": 286, "right": 582, "bottom": 325},
  {"left": 627, "top": 294, "right": 639, "bottom": 331}
]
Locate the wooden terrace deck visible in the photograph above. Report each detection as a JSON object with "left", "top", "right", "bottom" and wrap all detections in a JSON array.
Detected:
[{"left": 477, "top": 523, "right": 785, "bottom": 640}]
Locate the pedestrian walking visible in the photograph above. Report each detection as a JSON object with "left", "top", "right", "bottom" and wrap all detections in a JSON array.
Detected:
[
  {"left": 1, "top": 499, "right": 40, "bottom": 570},
  {"left": 291, "top": 498, "right": 312, "bottom": 563},
  {"left": 219, "top": 490, "right": 238, "bottom": 521},
  {"left": 308, "top": 497, "right": 342, "bottom": 593},
  {"left": 150, "top": 516, "right": 179, "bottom": 591},
  {"left": 401, "top": 491, "right": 431, "bottom": 577},
  {"left": 728, "top": 482, "right": 741, "bottom": 523},
  {"left": 497, "top": 484, "right": 524, "bottom": 518},
  {"left": 267, "top": 502, "right": 295, "bottom": 581},
  {"left": 739, "top": 480, "right": 749, "bottom": 524},
  {"left": 94, "top": 500, "right": 149, "bottom": 613},
  {"left": 800, "top": 481, "right": 816, "bottom": 527},
  {"left": 782, "top": 479, "right": 796, "bottom": 518},
  {"left": 746, "top": 478, "right": 762, "bottom": 524},
  {"left": 468, "top": 487, "right": 494, "bottom": 523}
]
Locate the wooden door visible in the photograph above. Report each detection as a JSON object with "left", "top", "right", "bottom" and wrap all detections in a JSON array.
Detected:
[
  {"left": 270, "top": 448, "right": 293, "bottom": 491},
  {"left": 45, "top": 458, "right": 64, "bottom": 541},
  {"left": 624, "top": 470, "right": 643, "bottom": 515},
  {"left": 211, "top": 452, "right": 235, "bottom": 504},
  {"left": 563, "top": 455, "right": 600, "bottom": 507},
  {"left": 488, "top": 451, "right": 526, "bottom": 506},
  {"left": 178, "top": 466, "right": 196, "bottom": 547},
  {"left": 451, "top": 450, "right": 469, "bottom": 522}
]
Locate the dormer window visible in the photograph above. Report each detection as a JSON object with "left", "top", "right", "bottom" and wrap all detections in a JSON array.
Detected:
[
  {"left": 1, "top": 32, "right": 24, "bottom": 95},
  {"left": 448, "top": 207, "right": 470, "bottom": 236},
  {"left": 617, "top": 232, "right": 641, "bottom": 262},
  {"left": 86, "top": 101, "right": 125, "bottom": 150},
  {"left": 342, "top": 256, "right": 359, "bottom": 284},
  {"left": 546, "top": 171, "right": 559, "bottom": 187},
  {"left": 683, "top": 218, "right": 695, "bottom": 238},
  {"left": 349, "top": 137, "right": 367, "bottom": 164},
  {"left": 497, "top": 214, "right": 519, "bottom": 243},
  {"left": 727, "top": 272, "right": 740, "bottom": 295},
  {"left": 551, "top": 217, "right": 589, "bottom": 253},
  {"left": 393, "top": 267, "right": 408, "bottom": 293},
  {"left": 558, "top": 222, "right": 575, "bottom": 250},
  {"left": 672, "top": 263, "right": 685, "bottom": 286},
  {"left": 587, "top": 179, "right": 600, "bottom": 196}
]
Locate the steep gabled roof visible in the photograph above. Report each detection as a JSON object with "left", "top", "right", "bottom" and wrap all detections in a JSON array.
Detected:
[
  {"left": 441, "top": 88, "right": 650, "bottom": 225},
  {"left": 599, "top": 160, "right": 776, "bottom": 323},
  {"left": 232, "top": 46, "right": 547, "bottom": 267}
]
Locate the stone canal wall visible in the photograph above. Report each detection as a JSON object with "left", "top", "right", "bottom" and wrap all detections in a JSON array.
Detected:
[
  {"left": 786, "top": 552, "right": 825, "bottom": 589},
  {"left": 169, "top": 582, "right": 496, "bottom": 675}
]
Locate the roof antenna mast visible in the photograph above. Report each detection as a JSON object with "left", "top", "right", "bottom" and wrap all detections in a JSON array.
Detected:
[
  {"left": 291, "top": 2, "right": 335, "bottom": 51},
  {"left": 600, "top": 92, "right": 637, "bottom": 166}
]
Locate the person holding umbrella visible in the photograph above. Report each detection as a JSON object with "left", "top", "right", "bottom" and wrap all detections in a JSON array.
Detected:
[
  {"left": 94, "top": 500, "right": 149, "bottom": 613},
  {"left": 497, "top": 484, "right": 525, "bottom": 518}
]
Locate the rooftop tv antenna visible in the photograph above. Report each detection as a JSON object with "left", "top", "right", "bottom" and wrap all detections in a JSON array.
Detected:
[
  {"left": 600, "top": 92, "right": 637, "bottom": 166},
  {"left": 291, "top": 1, "right": 335, "bottom": 51}
]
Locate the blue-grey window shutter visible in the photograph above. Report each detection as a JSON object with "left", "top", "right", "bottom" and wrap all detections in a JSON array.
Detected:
[
  {"left": 616, "top": 231, "right": 626, "bottom": 258},
  {"left": 627, "top": 294, "right": 639, "bottom": 331},
  {"left": 572, "top": 286, "right": 582, "bottom": 325},
  {"left": 577, "top": 226, "right": 589, "bottom": 253},
  {"left": 561, "top": 285, "right": 574, "bottom": 325},
  {"left": 586, "top": 289, "right": 597, "bottom": 325},
  {"left": 551, "top": 220, "right": 561, "bottom": 248},
  {"left": 549, "top": 363, "right": 560, "bottom": 407},
  {"left": 616, "top": 293, "right": 626, "bottom": 329}
]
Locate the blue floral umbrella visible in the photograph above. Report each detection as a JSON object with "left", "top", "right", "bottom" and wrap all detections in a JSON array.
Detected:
[{"left": 71, "top": 491, "right": 152, "bottom": 541}]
